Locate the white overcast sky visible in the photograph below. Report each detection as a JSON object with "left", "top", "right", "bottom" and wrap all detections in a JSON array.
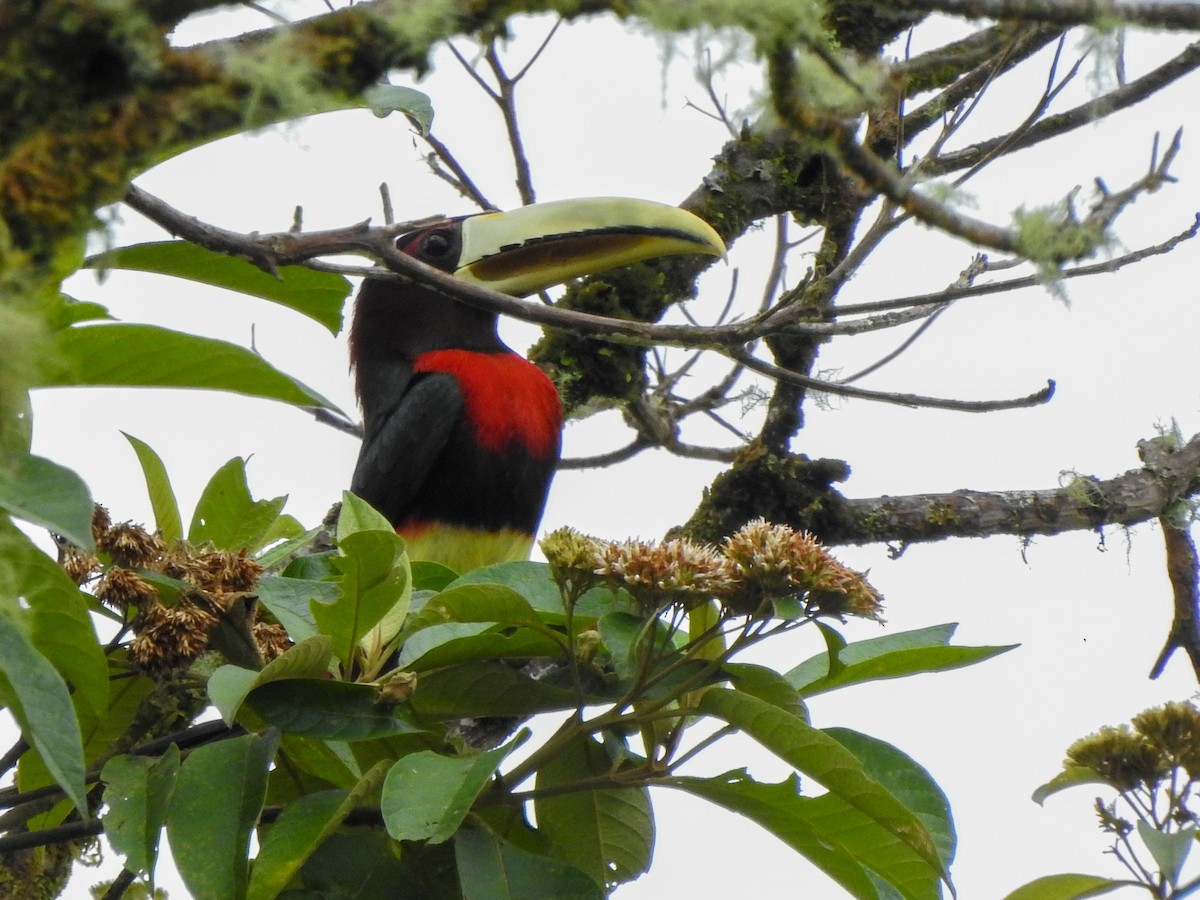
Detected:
[{"left": 29, "top": 4, "right": 1200, "bottom": 898}]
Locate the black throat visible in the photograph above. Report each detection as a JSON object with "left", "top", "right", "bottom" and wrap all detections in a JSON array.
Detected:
[
  {"left": 350, "top": 277, "right": 506, "bottom": 362},
  {"left": 349, "top": 277, "right": 509, "bottom": 424}
]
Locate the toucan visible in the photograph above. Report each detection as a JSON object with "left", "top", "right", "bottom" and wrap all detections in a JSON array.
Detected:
[{"left": 349, "top": 197, "right": 726, "bottom": 573}]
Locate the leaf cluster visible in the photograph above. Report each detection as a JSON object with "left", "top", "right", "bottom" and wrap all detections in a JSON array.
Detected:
[
  {"left": 1021, "top": 702, "right": 1200, "bottom": 898},
  {"left": 0, "top": 444, "right": 1014, "bottom": 898}
]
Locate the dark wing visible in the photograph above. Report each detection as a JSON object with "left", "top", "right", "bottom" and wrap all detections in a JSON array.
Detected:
[{"left": 350, "top": 370, "right": 464, "bottom": 525}]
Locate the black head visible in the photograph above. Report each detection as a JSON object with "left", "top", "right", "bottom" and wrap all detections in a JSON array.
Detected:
[{"left": 350, "top": 218, "right": 506, "bottom": 375}]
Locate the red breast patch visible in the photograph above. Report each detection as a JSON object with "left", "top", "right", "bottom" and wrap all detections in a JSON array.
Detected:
[{"left": 413, "top": 350, "right": 562, "bottom": 457}]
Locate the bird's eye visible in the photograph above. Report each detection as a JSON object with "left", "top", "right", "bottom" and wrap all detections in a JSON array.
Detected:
[
  {"left": 419, "top": 230, "right": 455, "bottom": 261},
  {"left": 394, "top": 224, "right": 461, "bottom": 270}
]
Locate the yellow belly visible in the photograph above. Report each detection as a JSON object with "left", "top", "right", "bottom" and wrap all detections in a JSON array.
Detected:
[{"left": 401, "top": 524, "right": 534, "bottom": 574}]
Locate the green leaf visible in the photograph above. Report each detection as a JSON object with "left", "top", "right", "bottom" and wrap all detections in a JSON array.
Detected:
[
  {"left": 249, "top": 790, "right": 348, "bottom": 900},
  {"left": 363, "top": 84, "right": 435, "bottom": 134},
  {"left": 189, "top": 457, "right": 288, "bottom": 552},
  {"left": 314, "top": 528, "right": 409, "bottom": 667},
  {"left": 450, "top": 561, "right": 637, "bottom": 624},
  {"left": 42, "top": 323, "right": 341, "bottom": 412},
  {"left": 296, "top": 829, "right": 415, "bottom": 898},
  {"left": 790, "top": 624, "right": 958, "bottom": 690},
  {"left": 131, "top": 568, "right": 191, "bottom": 605},
  {"left": 696, "top": 688, "right": 946, "bottom": 882},
  {"left": 255, "top": 525, "right": 325, "bottom": 570},
  {"left": 597, "top": 612, "right": 652, "bottom": 681},
  {"left": 1032, "top": 765, "right": 1112, "bottom": 805},
  {"left": 455, "top": 826, "right": 604, "bottom": 900},
  {"left": 209, "top": 596, "right": 269, "bottom": 670},
  {"left": 89, "top": 241, "right": 350, "bottom": 334},
  {"left": 1137, "top": 821, "right": 1193, "bottom": 886},
  {"left": 45, "top": 293, "right": 112, "bottom": 328},
  {"left": 338, "top": 492, "right": 395, "bottom": 540},
  {"left": 27, "top": 589, "right": 108, "bottom": 717},
  {"left": 673, "top": 770, "right": 941, "bottom": 899},
  {"left": 0, "top": 610, "right": 87, "bottom": 813},
  {"left": 248, "top": 679, "right": 423, "bottom": 741},
  {"left": 0, "top": 452, "right": 94, "bottom": 548},
  {"left": 256, "top": 514, "right": 305, "bottom": 554},
  {"left": 826, "top": 728, "right": 955, "bottom": 870},
  {"left": 348, "top": 733, "right": 443, "bottom": 786},
  {"left": 726, "top": 663, "right": 809, "bottom": 721},
  {"left": 1001, "top": 873, "right": 1126, "bottom": 900},
  {"left": 409, "top": 661, "right": 598, "bottom": 720},
  {"left": 270, "top": 735, "right": 360, "bottom": 799},
  {"left": 1, "top": 521, "right": 108, "bottom": 716},
  {"left": 687, "top": 599, "right": 725, "bottom": 663},
  {"left": 398, "top": 625, "right": 563, "bottom": 672},
  {"left": 209, "top": 636, "right": 333, "bottom": 725},
  {"left": 534, "top": 735, "right": 652, "bottom": 888},
  {"left": 283, "top": 550, "right": 339, "bottom": 581},
  {"left": 381, "top": 735, "right": 524, "bottom": 843},
  {"left": 411, "top": 561, "right": 458, "bottom": 591},
  {"left": 449, "top": 561, "right": 617, "bottom": 622},
  {"left": 166, "top": 731, "right": 278, "bottom": 900},
  {"left": 639, "top": 658, "right": 725, "bottom": 704},
  {"left": 248, "top": 763, "right": 387, "bottom": 900},
  {"left": 79, "top": 662, "right": 155, "bottom": 765},
  {"left": 256, "top": 575, "right": 337, "bottom": 642},
  {"left": 17, "top": 666, "right": 155, "bottom": 830},
  {"left": 101, "top": 745, "right": 180, "bottom": 875},
  {"left": 123, "top": 432, "right": 183, "bottom": 543},
  {"left": 403, "top": 582, "right": 561, "bottom": 643},
  {"left": 787, "top": 623, "right": 1015, "bottom": 696},
  {"left": 815, "top": 620, "right": 848, "bottom": 678}
]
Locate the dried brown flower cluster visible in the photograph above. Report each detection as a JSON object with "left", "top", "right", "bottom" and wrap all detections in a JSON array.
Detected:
[
  {"left": 59, "top": 505, "right": 115, "bottom": 585},
  {"left": 1066, "top": 701, "right": 1200, "bottom": 792},
  {"left": 127, "top": 596, "right": 221, "bottom": 671},
  {"left": 77, "top": 506, "right": 286, "bottom": 671},
  {"left": 723, "top": 519, "right": 884, "bottom": 619},
  {"left": 541, "top": 518, "right": 883, "bottom": 621},
  {"left": 596, "top": 538, "right": 733, "bottom": 606}
]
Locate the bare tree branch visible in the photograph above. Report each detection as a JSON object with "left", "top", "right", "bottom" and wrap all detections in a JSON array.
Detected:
[
  {"left": 828, "top": 215, "right": 1200, "bottom": 318},
  {"left": 829, "top": 431, "right": 1200, "bottom": 546},
  {"left": 1150, "top": 519, "right": 1200, "bottom": 680},
  {"left": 922, "top": 40, "right": 1200, "bottom": 177},
  {"left": 884, "top": 24, "right": 1065, "bottom": 156},
  {"left": 882, "top": 0, "right": 1200, "bottom": 31}
]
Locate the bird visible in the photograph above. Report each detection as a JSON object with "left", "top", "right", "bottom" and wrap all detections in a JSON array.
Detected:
[{"left": 349, "top": 197, "right": 726, "bottom": 574}]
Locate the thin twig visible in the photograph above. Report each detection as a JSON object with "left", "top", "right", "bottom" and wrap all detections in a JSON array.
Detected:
[
  {"left": 0, "top": 720, "right": 240, "bottom": 811},
  {"left": 560, "top": 439, "right": 652, "bottom": 469},
  {"left": 924, "top": 40, "right": 1200, "bottom": 178},
  {"left": 484, "top": 38, "right": 538, "bottom": 204},
  {"left": 829, "top": 216, "right": 1200, "bottom": 318},
  {"left": 841, "top": 253, "right": 986, "bottom": 383},
  {"left": 101, "top": 869, "right": 138, "bottom": 900},
  {"left": 445, "top": 41, "right": 498, "bottom": 99},
  {"left": 733, "top": 348, "right": 1056, "bottom": 412},
  {"left": 950, "top": 35, "right": 1082, "bottom": 188},
  {"left": 379, "top": 182, "right": 394, "bottom": 226},
  {"left": 0, "top": 739, "right": 28, "bottom": 780},
  {"left": 307, "top": 406, "right": 362, "bottom": 438},
  {"left": 420, "top": 131, "right": 495, "bottom": 211}
]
